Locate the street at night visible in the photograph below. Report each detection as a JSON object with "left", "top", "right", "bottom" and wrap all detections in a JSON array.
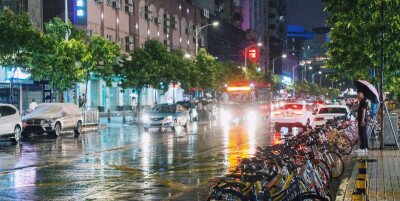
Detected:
[{"left": 0, "top": 118, "right": 287, "bottom": 200}]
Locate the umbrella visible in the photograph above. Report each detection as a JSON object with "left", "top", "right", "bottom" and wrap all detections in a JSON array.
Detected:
[{"left": 353, "top": 80, "right": 379, "bottom": 104}]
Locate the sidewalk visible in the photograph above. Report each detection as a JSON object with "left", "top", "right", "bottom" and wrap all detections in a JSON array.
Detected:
[{"left": 336, "top": 142, "right": 400, "bottom": 200}]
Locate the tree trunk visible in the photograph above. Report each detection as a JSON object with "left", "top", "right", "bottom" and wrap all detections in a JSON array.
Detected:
[
  {"left": 84, "top": 70, "right": 90, "bottom": 107},
  {"left": 137, "top": 90, "right": 142, "bottom": 115}
]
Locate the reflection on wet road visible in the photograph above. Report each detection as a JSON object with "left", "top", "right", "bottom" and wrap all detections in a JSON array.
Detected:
[{"left": 0, "top": 118, "right": 294, "bottom": 200}]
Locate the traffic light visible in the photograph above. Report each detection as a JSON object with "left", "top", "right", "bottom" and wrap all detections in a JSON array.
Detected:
[{"left": 248, "top": 48, "right": 257, "bottom": 59}]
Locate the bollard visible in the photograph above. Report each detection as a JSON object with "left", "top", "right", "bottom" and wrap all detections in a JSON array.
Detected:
[
  {"left": 356, "top": 178, "right": 368, "bottom": 195},
  {"left": 123, "top": 108, "right": 126, "bottom": 123},
  {"left": 352, "top": 191, "right": 366, "bottom": 201},
  {"left": 108, "top": 109, "right": 111, "bottom": 122},
  {"left": 358, "top": 160, "right": 368, "bottom": 181}
]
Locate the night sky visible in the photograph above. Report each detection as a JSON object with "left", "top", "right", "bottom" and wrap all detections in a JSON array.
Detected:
[{"left": 286, "top": 0, "right": 328, "bottom": 31}]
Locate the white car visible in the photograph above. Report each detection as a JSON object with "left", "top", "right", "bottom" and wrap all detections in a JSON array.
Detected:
[
  {"left": 0, "top": 104, "right": 22, "bottom": 143},
  {"left": 271, "top": 102, "right": 316, "bottom": 131},
  {"left": 314, "top": 105, "right": 352, "bottom": 127}
]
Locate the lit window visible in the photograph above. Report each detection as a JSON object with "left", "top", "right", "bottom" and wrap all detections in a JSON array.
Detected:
[
  {"left": 76, "top": 0, "right": 83, "bottom": 7},
  {"left": 77, "top": 10, "right": 84, "bottom": 16}
]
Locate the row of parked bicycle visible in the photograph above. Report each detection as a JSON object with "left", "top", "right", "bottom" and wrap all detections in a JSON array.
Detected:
[{"left": 205, "top": 116, "right": 359, "bottom": 200}]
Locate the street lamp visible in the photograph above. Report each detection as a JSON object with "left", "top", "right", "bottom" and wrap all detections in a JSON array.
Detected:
[
  {"left": 292, "top": 64, "right": 301, "bottom": 97},
  {"left": 244, "top": 42, "right": 262, "bottom": 70},
  {"left": 312, "top": 71, "right": 322, "bottom": 83},
  {"left": 194, "top": 21, "right": 219, "bottom": 55},
  {"left": 272, "top": 54, "right": 287, "bottom": 74}
]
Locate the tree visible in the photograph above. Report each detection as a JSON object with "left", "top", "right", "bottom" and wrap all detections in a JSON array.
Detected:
[
  {"left": 322, "top": 0, "right": 400, "bottom": 94},
  {"left": 263, "top": 72, "right": 285, "bottom": 97},
  {"left": 196, "top": 48, "right": 217, "bottom": 91},
  {"left": 245, "top": 60, "right": 263, "bottom": 81},
  {"left": 0, "top": 9, "right": 41, "bottom": 104},
  {"left": 114, "top": 48, "right": 159, "bottom": 114},
  {"left": 29, "top": 18, "right": 86, "bottom": 101},
  {"left": 81, "top": 36, "right": 120, "bottom": 104}
]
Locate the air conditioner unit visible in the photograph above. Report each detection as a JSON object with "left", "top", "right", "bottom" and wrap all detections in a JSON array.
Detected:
[
  {"left": 154, "top": 17, "right": 161, "bottom": 24},
  {"left": 172, "top": 16, "right": 177, "bottom": 23},
  {"left": 164, "top": 40, "right": 171, "bottom": 46},
  {"left": 125, "top": 36, "right": 133, "bottom": 44},
  {"left": 145, "top": 12, "right": 153, "bottom": 21},
  {"left": 125, "top": 5, "right": 133, "bottom": 14},
  {"left": 164, "top": 27, "right": 170, "bottom": 34},
  {"left": 112, "top": 1, "right": 120, "bottom": 9},
  {"left": 95, "top": 0, "right": 103, "bottom": 3},
  {"left": 164, "top": 20, "right": 170, "bottom": 27},
  {"left": 125, "top": 0, "right": 133, "bottom": 5},
  {"left": 171, "top": 23, "right": 177, "bottom": 30},
  {"left": 200, "top": 39, "right": 205, "bottom": 47},
  {"left": 202, "top": 9, "right": 209, "bottom": 19},
  {"left": 185, "top": 28, "right": 192, "bottom": 35},
  {"left": 164, "top": 13, "right": 170, "bottom": 20}
]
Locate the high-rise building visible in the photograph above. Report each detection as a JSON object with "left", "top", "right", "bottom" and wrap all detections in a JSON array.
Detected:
[{"left": 0, "top": 0, "right": 43, "bottom": 30}]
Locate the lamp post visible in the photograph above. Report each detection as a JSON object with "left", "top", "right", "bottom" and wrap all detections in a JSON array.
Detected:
[
  {"left": 244, "top": 42, "right": 262, "bottom": 70},
  {"left": 292, "top": 64, "right": 301, "bottom": 97},
  {"left": 194, "top": 21, "right": 219, "bottom": 55},
  {"left": 312, "top": 71, "right": 322, "bottom": 83},
  {"left": 272, "top": 54, "right": 287, "bottom": 73}
]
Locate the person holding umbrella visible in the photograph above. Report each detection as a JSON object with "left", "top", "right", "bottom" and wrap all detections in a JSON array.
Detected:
[{"left": 356, "top": 90, "right": 368, "bottom": 155}]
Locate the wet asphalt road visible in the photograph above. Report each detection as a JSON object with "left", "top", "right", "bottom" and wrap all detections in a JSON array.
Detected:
[{"left": 0, "top": 118, "right": 349, "bottom": 200}]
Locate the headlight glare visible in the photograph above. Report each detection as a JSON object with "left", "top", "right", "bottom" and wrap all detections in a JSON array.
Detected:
[{"left": 142, "top": 115, "right": 150, "bottom": 122}]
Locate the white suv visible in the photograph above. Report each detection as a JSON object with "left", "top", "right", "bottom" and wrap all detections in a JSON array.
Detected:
[
  {"left": 0, "top": 104, "right": 22, "bottom": 143},
  {"left": 271, "top": 102, "right": 316, "bottom": 131}
]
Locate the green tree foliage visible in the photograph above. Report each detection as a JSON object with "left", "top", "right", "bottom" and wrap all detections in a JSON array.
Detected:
[
  {"left": 245, "top": 60, "right": 263, "bottom": 81},
  {"left": 263, "top": 72, "right": 286, "bottom": 96},
  {"left": 322, "top": 0, "right": 400, "bottom": 93},
  {"left": 0, "top": 9, "right": 41, "bottom": 103},
  {"left": 196, "top": 48, "right": 217, "bottom": 91},
  {"left": 114, "top": 48, "right": 158, "bottom": 113},
  {"left": 29, "top": 18, "right": 86, "bottom": 94}
]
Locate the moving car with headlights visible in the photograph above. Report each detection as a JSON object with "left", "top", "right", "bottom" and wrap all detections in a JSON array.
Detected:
[
  {"left": 0, "top": 104, "right": 22, "bottom": 143},
  {"left": 22, "top": 103, "right": 83, "bottom": 137},
  {"left": 142, "top": 104, "right": 189, "bottom": 132},
  {"left": 314, "top": 105, "right": 352, "bottom": 127},
  {"left": 271, "top": 102, "right": 316, "bottom": 131}
]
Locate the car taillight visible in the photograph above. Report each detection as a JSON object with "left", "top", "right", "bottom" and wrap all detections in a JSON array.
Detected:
[
  {"left": 274, "top": 150, "right": 279, "bottom": 155},
  {"left": 294, "top": 111, "right": 303, "bottom": 115},
  {"left": 274, "top": 111, "right": 281, "bottom": 115},
  {"left": 298, "top": 144, "right": 303, "bottom": 151},
  {"left": 315, "top": 117, "right": 324, "bottom": 121}
]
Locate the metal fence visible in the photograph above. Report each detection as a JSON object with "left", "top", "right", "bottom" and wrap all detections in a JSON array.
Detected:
[{"left": 81, "top": 106, "right": 99, "bottom": 126}]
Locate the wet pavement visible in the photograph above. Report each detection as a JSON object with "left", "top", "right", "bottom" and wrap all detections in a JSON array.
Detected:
[{"left": 0, "top": 117, "right": 289, "bottom": 200}]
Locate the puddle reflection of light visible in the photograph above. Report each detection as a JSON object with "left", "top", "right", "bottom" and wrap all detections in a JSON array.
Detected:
[
  {"left": 224, "top": 125, "right": 255, "bottom": 171},
  {"left": 273, "top": 133, "right": 282, "bottom": 145},
  {"left": 141, "top": 133, "right": 151, "bottom": 176},
  {"left": 168, "top": 136, "right": 174, "bottom": 165}
]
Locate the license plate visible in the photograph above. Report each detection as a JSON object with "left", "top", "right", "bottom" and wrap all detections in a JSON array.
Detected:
[{"left": 283, "top": 114, "right": 292, "bottom": 117}]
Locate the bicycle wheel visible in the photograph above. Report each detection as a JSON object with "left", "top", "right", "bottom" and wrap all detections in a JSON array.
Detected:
[
  {"left": 312, "top": 159, "right": 332, "bottom": 184},
  {"left": 314, "top": 164, "right": 330, "bottom": 190},
  {"left": 292, "top": 192, "right": 329, "bottom": 201},
  {"left": 206, "top": 189, "right": 248, "bottom": 201},
  {"left": 334, "top": 134, "right": 352, "bottom": 155},
  {"left": 324, "top": 152, "right": 344, "bottom": 178}
]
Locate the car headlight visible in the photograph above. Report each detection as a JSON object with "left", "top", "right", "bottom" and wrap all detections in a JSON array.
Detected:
[
  {"left": 142, "top": 114, "right": 150, "bottom": 122},
  {"left": 164, "top": 116, "right": 173, "bottom": 121},
  {"left": 49, "top": 119, "right": 55, "bottom": 123}
]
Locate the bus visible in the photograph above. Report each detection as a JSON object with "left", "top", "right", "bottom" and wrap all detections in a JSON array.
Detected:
[{"left": 221, "top": 81, "right": 271, "bottom": 120}]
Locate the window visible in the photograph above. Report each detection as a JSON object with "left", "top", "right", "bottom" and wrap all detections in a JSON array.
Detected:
[
  {"left": 0, "top": 106, "right": 16, "bottom": 117},
  {"left": 119, "top": 38, "right": 123, "bottom": 48},
  {"left": 87, "top": 29, "right": 93, "bottom": 38},
  {"left": 106, "top": 0, "right": 111, "bottom": 7},
  {"left": 139, "top": 7, "right": 143, "bottom": 18},
  {"left": 107, "top": 34, "right": 112, "bottom": 42},
  {"left": 119, "top": 0, "right": 123, "bottom": 10}
]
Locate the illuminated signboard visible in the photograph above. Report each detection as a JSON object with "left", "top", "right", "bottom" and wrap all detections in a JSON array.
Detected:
[
  {"left": 7, "top": 68, "right": 31, "bottom": 80},
  {"left": 282, "top": 76, "right": 292, "bottom": 84},
  {"left": 248, "top": 49, "right": 257, "bottom": 59},
  {"left": 75, "top": 0, "right": 87, "bottom": 25},
  {"left": 227, "top": 87, "right": 251, "bottom": 91}
]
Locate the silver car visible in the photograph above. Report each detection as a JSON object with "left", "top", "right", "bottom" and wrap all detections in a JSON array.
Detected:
[
  {"left": 0, "top": 104, "right": 22, "bottom": 143},
  {"left": 142, "top": 104, "right": 189, "bottom": 132},
  {"left": 22, "top": 103, "right": 83, "bottom": 137}
]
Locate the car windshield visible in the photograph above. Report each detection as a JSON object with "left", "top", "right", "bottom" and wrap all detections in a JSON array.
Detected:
[
  {"left": 281, "top": 104, "right": 303, "bottom": 110},
  {"left": 319, "top": 107, "right": 347, "bottom": 114},
  {"left": 152, "top": 105, "right": 176, "bottom": 113},
  {"left": 178, "top": 102, "right": 191, "bottom": 109}
]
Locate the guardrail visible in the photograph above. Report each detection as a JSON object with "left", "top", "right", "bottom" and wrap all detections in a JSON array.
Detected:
[{"left": 81, "top": 106, "right": 99, "bottom": 126}]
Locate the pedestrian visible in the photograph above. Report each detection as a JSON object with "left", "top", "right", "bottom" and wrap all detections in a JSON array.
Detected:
[
  {"left": 131, "top": 97, "right": 137, "bottom": 113},
  {"left": 356, "top": 90, "right": 368, "bottom": 155},
  {"left": 29, "top": 99, "right": 38, "bottom": 111},
  {"left": 197, "top": 100, "right": 203, "bottom": 121},
  {"left": 78, "top": 95, "right": 84, "bottom": 107}
]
